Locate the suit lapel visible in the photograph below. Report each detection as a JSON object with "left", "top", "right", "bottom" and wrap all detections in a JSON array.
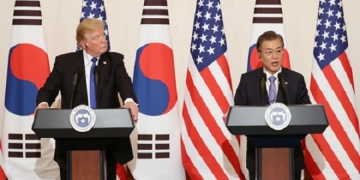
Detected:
[
  {"left": 276, "top": 67, "right": 289, "bottom": 104},
  {"left": 98, "top": 52, "right": 111, "bottom": 97},
  {"left": 254, "top": 68, "right": 269, "bottom": 105},
  {"left": 74, "top": 50, "right": 88, "bottom": 105}
]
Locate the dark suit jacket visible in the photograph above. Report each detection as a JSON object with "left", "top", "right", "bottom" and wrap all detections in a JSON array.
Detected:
[
  {"left": 234, "top": 67, "right": 311, "bottom": 173},
  {"left": 36, "top": 50, "right": 138, "bottom": 169}
]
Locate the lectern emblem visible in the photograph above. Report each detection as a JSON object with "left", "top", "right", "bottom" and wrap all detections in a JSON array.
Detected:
[
  {"left": 70, "top": 105, "right": 96, "bottom": 132},
  {"left": 264, "top": 103, "right": 291, "bottom": 131}
]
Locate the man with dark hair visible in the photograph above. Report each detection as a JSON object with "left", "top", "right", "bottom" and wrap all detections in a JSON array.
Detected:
[{"left": 234, "top": 30, "right": 311, "bottom": 180}]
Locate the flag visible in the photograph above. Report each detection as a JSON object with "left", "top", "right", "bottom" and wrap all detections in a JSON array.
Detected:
[
  {"left": 181, "top": 0, "right": 245, "bottom": 179},
  {"left": 128, "top": 0, "right": 185, "bottom": 179},
  {"left": 247, "top": 0, "right": 290, "bottom": 71},
  {"left": 305, "top": 0, "right": 360, "bottom": 179},
  {"left": 2, "top": 0, "right": 59, "bottom": 179},
  {"left": 79, "top": 1, "right": 128, "bottom": 179}
]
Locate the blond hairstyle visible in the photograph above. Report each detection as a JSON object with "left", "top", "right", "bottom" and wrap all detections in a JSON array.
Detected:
[{"left": 76, "top": 18, "right": 105, "bottom": 48}]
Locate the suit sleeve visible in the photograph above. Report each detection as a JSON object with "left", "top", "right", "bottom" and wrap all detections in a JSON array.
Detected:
[
  {"left": 234, "top": 74, "right": 247, "bottom": 105},
  {"left": 296, "top": 75, "right": 311, "bottom": 104},
  {"left": 36, "top": 56, "right": 62, "bottom": 106},
  {"left": 113, "top": 54, "right": 138, "bottom": 103}
]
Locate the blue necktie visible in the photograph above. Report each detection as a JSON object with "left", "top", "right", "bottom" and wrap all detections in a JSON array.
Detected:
[
  {"left": 90, "top": 57, "right": 97, "bottom": 108},
  {"left": 268, "top": 76, "right": 277, "bottom": 104}
]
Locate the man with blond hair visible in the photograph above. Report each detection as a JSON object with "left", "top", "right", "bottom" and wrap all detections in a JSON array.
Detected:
[{"left": 36, "top": 18, "right": 138, "bottom": 180}]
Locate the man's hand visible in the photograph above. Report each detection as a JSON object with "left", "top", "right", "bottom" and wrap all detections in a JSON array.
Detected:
[
  {"left": 35, "top": 103, "right": 49, "bottom": 115},
  {"left": 123, "top": 102, "right": 139, "bottom": 122},
  {"left": 36, "top": 103, "right": 49, "bottom": 110}
]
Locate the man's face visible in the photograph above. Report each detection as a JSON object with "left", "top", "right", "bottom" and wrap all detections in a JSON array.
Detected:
[
  {"left": 83, "top": 28, "right": 107, "bottom": 57},
  {"left": 258, "top": 38, "right": 283, "bottom": 74}
]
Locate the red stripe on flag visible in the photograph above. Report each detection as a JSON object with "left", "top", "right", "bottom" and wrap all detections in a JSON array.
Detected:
[
  {"left": 182, "top": 103, "right": 228, "bottom": 179},
  {"left": 116, "top": 163, "right": 127, "bottom": 180},
  {"left": 303, "top": 139, "right": 326, "bottom": 180},
  {"left": 338, "top": 52, "right": 354, "bottom": 90},
  {"left": 0, "top": 167, "right": 5, "bottom": 180},
  {"left": 181, "top": 139, "right": 203, "bottom": 179},
  {"left": 323, "top": 65, "right": 360, "bottom": 137},
  {"left": 186, "top": 70, "right": 243, "bottom": 178},
  {"left": 310, "top": 75, "right": 354, "bottom": 179},
  {"left": 217, "top": 55, "right": 232, "bottom": 91},
  {"left": 201, "top": 68, "right": 229, "bottom": 114}
]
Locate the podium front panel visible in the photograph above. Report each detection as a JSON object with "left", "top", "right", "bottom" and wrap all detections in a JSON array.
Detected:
[
  {"left": 226, "top": 104, "right": 328, "bottom": 135},
  {"left": 33, "top": 108, "right": 134, "bottom": 138}
]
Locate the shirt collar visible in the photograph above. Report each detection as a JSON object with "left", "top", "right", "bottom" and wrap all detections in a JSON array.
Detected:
[
  {"left": 83, "top": 51, "right": 99, "bottom": 66},
  {"left": 263, "top": 67, "right": 282, "bottom": 80}
]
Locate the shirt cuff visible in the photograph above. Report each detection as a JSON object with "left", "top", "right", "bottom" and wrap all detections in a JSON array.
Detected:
[
  {"left": 38, "top": 102, "right": 49, "bottom": 107},
  {"left": 124, "top": 98, "right": 138, "bottom": 106}
]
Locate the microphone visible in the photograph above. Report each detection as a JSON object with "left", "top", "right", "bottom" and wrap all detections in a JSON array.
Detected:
[
  {"left": 70, "top": 68, "right": 80, "bottom": 108},
  {"left": 94, "top": 66, "right": 100, "bottom": 108},
  {"left": 278, "top": 72, "right": 289, "bottom": 105},
  {"left": 260, "top": 73, "right": 266, "bottom": 106}
]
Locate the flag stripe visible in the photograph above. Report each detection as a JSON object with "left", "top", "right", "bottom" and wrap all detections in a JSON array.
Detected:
[
  {"left": 142, "top": 9, "right": 168, "bottom": 15},
  {"left": 256, "top": 0, "right": 281, "bottom": 5},
  {"left": 303, "top": 137, "right": 326, "bottom": 180},
  {"left": 310, "top": 75, "right": 358, "bottom": 178},
  {"left": 338, "top": 52, "right": 354, "bottom": 90},
  {"left": 201, "top": 68, "right": 229, "bottom": 114},
  {"left": 12, "top": 19, "right": 41, "bottom": 25},
  {"left": 216, "top": 54, "right": 233, "bottom": 92},
  {"left": 323, "top": 65, "right": 360, "bottom": 138},
  {"left": 180, "top": 140, "right": 203, "bottom": 179},
  {"left": 181, "top": 115, "right": 214, "bottom": 179},
  {"left": 182, "top": 103, "right": 227, "bottom": 179},
  {"left": 14, "top": 10, "right": 41, "bottom": 16},
  {"left": 15, "top": 1, "right": 40, "bottom": 7},
  {"left": 144, "top": 0, "right": 167, "bottom": 6},
  {"left": 141, "top": 19, "right": 169, "bottom": 24},
  {"left": 254, "top": 8, "right": 282, "bottom": 14},
  {"left": 253, "top": 17, "right": 282, "bottom": 23},
  {"left": 207, "top": 60, "right": 234, "bottom": 109},
  {"left": 8, "top": 143, "right": 22, "bottom": 149},
  {"left": 186, "top": 70, "right": 242, "bottom": 178}
]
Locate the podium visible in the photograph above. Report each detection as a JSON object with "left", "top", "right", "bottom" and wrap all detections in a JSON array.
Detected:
[
  {"left": 32, "top": 108, "right": 134, "bottom": 180},
  {"left": 226, "top": 104, "right": 328, "bottom": 180}
]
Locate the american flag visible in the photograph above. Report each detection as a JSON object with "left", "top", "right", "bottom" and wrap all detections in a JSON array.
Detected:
[
  {"left": 181, "top": 0, "right": 245, "bottom": 179},
  {"left": 80, "top": 0, "right": 110, "bottom": 50},
  {"left": 305, "top": 0, "right": 360, "bottom": 179}
]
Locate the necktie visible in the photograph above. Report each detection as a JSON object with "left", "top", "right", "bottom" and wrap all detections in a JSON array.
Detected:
[
  {"left": 90, "top": 57, "right": 97, "bottom": 108},
  {"left": 268, "top": 76, "right": 277, "bottom": 104}
]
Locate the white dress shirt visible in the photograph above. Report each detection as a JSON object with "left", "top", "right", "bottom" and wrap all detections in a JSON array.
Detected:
[{"left": 263, "top": 67, "right": 282, "bottom": 96}]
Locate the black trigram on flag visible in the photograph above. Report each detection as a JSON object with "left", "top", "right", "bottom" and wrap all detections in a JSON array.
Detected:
[
  {"left": 8, "top": 134, "right": 41, "bottom": 158},
  {"left": 138, "top": 134, "right": 170, "bottom": 159},
  {"left": 13, "top": 0, "right": 43, "bottom": 25}
]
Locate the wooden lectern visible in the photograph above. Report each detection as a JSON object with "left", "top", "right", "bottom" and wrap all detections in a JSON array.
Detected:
[
  {"left": 226, "top": 104, "right": 328, "bottom": 180},
  {"left": 32, "top": 108, "right": 134, "bottom": 180}
]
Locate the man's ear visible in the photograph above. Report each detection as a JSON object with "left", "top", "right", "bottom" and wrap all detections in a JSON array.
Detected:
[{"left": 79, "top": 41, "right": 87, "bottom": 49}]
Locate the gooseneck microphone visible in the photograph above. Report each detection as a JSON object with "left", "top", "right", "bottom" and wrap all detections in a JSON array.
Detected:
[
  {"left": 70, "top": 68, "right": 80, "bottom": 108},
  {"left": 260, "top": 73, "right": 266, "bottom": 106},
  {"left": 94, "top": 66, "right": 100, "bottom": 108},
  {"left": 278, "top": 72, "right": 289, "bottom": 105}
]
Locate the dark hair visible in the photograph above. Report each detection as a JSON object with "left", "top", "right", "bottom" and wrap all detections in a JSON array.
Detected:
[{"left": 256, "top": 30, "right": 284, "bottom": 52}]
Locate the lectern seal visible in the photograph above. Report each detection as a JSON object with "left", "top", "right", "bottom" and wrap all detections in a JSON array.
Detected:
[
  {"left": 264, "top": 103, "right": 291, "bottom": 131},
  {"left": 69, "top": 105, "right": 96, "bottom": 132}
]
